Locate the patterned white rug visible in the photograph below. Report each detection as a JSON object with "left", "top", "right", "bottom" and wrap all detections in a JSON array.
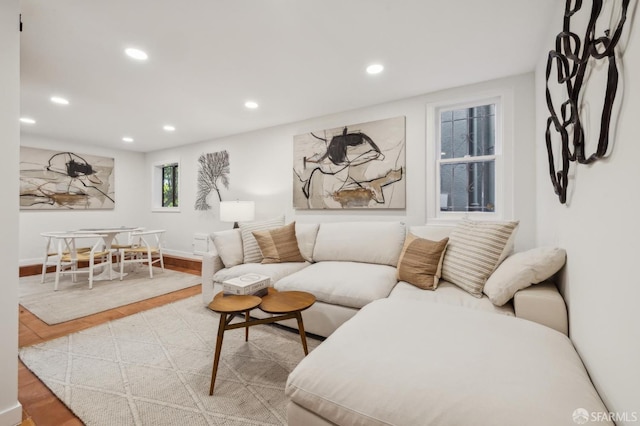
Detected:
[
  {"left": 19, "top": 267, "right": 201, "bottom": 324},
  {"left": 19, "top": 296, "right": 321, "bottom": 425}
]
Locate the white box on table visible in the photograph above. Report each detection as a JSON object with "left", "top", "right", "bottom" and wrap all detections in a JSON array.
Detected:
[{"left": 222, "top": 273, "right": 271, "bottom": 296}]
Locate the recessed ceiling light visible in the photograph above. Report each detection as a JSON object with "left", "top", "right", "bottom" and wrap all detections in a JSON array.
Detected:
[
  {"left": 125, "top": 48, "right": 148, "bottom": 61},
  {"left": 20, "top": 117, "right": 36, "bottom": 124},
  {"left": 163, "top": 125, "right": 176, "bottom": 132},
  {"left": 122, "top": 136, "right": 134, "bottom": 143},
  {"left": 245, "top": 101, "right": 259, "bottom": 109},
  {"left": 366, "top": 64, "right": 384, "bottom": 74},
  {"left": 50, "top": 96, "right": 69, "bottom": 105}
]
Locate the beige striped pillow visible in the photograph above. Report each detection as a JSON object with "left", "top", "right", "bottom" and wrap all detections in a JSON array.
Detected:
[
  {"left": 239, "top": 216, "right": 285, "bottom": 263},
  {"left": 441, "top": 219, "right": 519, "bottom": 298},
  {"left": 397, "top": 234, "right": 449, "bottom": 290},
  {"left": 253, "top": 222, "right": 305, "bottom": 264}
]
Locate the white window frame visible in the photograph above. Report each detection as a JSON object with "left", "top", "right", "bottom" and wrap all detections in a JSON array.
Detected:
[
  {"left": 151, "top": 159, "right": 181, "bottom": 213},
  {"left": 426, "top": 92, "right": 513, "bottom": 223}
]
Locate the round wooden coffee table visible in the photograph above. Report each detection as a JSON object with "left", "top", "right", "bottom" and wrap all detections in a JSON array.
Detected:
[{"left": 207, "top": 289, "right": 316, "bottom": 395}]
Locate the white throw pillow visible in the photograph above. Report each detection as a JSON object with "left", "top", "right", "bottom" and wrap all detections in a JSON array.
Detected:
[
  {"left": 210, "top": 229, "right": 243, "bottom": 268},
  {"left": 441, "top": 219, "right": 519, "bottom": 298},
  {"left": 238, "top": 216, "right": 285, "bottom": 263},
  {"left": 295, "top": 223, "right": 320, "bottom": 262},
  {"left": 483, "top": 247, "right": 567, "bottom": 306}
]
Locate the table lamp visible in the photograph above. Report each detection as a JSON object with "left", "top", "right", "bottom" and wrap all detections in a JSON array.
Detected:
[{"left": 219, "top": 201, "right": 255, "bottom": 228}]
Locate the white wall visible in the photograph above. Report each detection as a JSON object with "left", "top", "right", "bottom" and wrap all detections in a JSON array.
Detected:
[
  {"left": 19, "top": 135, "right": 145, "bottom": 264},
  {"left": 144, "top": 73, "right": 537, "bottom": 256},
  {"left": 1, "top": 0, "right": 23, "bottom": 424},
  {"left": 535, "top": 2, "right": 640, "bottom": 422}
]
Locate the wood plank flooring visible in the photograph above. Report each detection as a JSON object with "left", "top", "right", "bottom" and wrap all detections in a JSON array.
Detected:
[{"left": 18, "top": 263, "right": 202, "bottom": 426}]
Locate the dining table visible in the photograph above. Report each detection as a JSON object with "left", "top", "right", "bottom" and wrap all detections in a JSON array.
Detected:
[{"left": 73, "top": 226, "right": 142, "bottom": 280}]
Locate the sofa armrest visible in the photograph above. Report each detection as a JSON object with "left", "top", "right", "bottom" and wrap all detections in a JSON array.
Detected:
[
  {"left": 513, "top": 281, "right": 568, "bottom": 336},
  {"left": 201, "top": 251, "right": 224, "bottom": 306}
]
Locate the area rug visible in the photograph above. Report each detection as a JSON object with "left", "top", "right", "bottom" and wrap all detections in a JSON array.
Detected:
[
  {"left": 19, "top": 296, "right": 321, "bottom": 425},
  {"left": 19, "top": 267, "right": 201, "bottom": 325}
]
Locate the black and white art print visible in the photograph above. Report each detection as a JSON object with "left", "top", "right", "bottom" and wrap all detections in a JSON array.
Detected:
[
  {"left": 293, "top": 116, "right": 406, "bottom": 209},
  {"left": 20, "top": 147, "right": 115, "bottom": 210},
  {"left": 195, "top": 150, "right": 230, "bottom": 211}
]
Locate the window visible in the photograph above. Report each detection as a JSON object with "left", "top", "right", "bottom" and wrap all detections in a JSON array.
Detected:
[
  {"left": 426, "top": 95, "right": 506, "bottom": 221},
  {"left": 152, "top": 159, "right": 180, "bottom": 212},
  {"left": 162, "top": 163, "right": 179, "bottom": 207},
  {"left": 438, "top": 103, "right": 496, "bottom": 213}
]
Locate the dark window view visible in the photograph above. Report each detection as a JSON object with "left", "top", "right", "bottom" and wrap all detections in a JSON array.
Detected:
[{"left": 440, "top": 104, "right": 496, "bottom": 212}]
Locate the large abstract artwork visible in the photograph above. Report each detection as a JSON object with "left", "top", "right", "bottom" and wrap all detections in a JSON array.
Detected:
[
  {"left": 293, "top": 116, "right": 405, "bottom": 209},
  {"left": 20, "top": 147, "right": 115, "bottom": 210},
  {"left": 545, "top": 0, "right": 630, "bottom": 204},
  {"left": 195, "top": 150, "right": 230, "bottom": 211}
]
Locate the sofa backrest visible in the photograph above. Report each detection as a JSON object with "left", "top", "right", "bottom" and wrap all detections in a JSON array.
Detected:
[
  {"left": 408, "top": 225, "right": 454, "bottom": 241},
  {"left": 312, "top": 221, "right": 406, "bottom": 266}
]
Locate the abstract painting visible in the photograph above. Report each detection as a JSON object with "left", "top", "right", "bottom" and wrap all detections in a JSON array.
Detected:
[
  {"left": 195, "top": 150, "right": 230, "bottom": 211},
  {"left": 293, "top": 116, "right": 405, "bottom": 209},
  {"left": 20, "top": 147, "right": 115, "bottom": 210}
]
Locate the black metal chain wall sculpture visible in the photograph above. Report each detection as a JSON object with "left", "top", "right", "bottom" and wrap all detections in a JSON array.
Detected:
[{"left": 545, "top": 0, "right": 630, "bottom": 203}]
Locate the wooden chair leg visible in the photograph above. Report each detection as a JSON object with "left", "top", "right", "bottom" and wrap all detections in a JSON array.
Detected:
[{"left": 209, "top": 313, "right": 227, "bottom": 395}]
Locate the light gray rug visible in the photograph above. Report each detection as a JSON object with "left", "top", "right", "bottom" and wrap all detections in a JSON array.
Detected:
[
  {"left": 20, "top": 267, "right": 201, "bottom": 324},
  {"left": 19, "top": 296, "right": 320, "bottom": 426}
]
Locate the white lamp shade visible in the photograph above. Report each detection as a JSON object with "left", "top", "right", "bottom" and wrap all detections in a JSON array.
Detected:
[{"left": 220, "top": 201, "right": 255, "bottom": 223}]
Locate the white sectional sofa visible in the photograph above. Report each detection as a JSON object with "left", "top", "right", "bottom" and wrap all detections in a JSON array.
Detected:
[
  {"left": 202, "top": 220, "right": 567, "bottom": 337},
  {"left": 201, "top": 220, "right": 611, "bottom": 425}
]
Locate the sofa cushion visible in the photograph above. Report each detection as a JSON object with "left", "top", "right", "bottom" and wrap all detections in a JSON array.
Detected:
[
  {"left": 396, "top": 234, "right": 448, "bottom": 290},
  {"left": 441, "top": 219, "right": 519, "bottom": 298},
  {"left": 212, "top": 262, "right": 309, "bottom": 286},
  {"left": 286, "top": 298, "right": 612, "bottom": 426},
  {"left": 210, "top": 229, "right": 243, "bottom": 268},
  {"left": 409, "top": 224, "right": 454, "bottom": 241},
  {"left": 483, "top": 247, "right": 567, "bottom": 306},
  {"left": 295, "top": 223, "right": 319, "bottom": 262},
  {"left": 275, "top": 261, "right": 398, "bottom": 309},
  {"left": 312, "top": 222, "right": 406, "bottom": 266},
  {"left": 389, "top": 281, "right": 514, "bottom": 316},
  {"left": 252, "top": 222, "right": 305, "bottom": 264},
  {"left": 238, "top": 216, "right": 285, "bottom": 263}
]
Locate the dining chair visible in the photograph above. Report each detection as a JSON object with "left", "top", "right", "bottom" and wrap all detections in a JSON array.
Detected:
[
  {"left": 118, "top": 230, "right": 165, "bottom": 279},
  {"left": 51, "top": 233, "right": 112, "bottom": 290},
  {"left": 111, "top": 227, "right": 145, "bottom": 267},
  {"left": 40, "top": 232, "right": 91, "bottom": 283}
]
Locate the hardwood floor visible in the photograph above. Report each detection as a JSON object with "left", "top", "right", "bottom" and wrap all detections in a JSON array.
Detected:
[{"left": 18, "top": 263, "right": 202, "bottom": 426}]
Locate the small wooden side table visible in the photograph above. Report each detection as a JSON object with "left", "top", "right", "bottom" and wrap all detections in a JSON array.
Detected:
[{"left": 207, "top": 289, "right": 316, "bottom": 395}]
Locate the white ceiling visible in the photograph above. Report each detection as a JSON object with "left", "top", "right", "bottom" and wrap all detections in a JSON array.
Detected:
[{"left": 20, "top": 0, "right": 558, "bottom": 153}]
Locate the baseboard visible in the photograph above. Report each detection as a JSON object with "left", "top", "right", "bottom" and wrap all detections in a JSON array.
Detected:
[
  {"left": 0, "top": 401, "right": 22, "bottom": 426},
  {"left": 19, "top": 254, "right": 202, "bottom": 277}
]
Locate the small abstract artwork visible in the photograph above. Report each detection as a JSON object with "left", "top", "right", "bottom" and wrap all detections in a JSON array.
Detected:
[
  {"left": 195, "top": 150, "right": 230, "bottom": 211},
  {"left": 293, "top": 116, "right": 405, "bottom": 209},
  {"left": 20, "top": 147, "right": 115, "bottom": 210}
]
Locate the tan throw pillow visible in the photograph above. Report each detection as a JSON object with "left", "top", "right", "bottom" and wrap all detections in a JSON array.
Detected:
[
  {"left": 441, "top": 219, "right": 519, "bottom": 298},
  {"left": 239, "top": 216, "right": 285, "bottom": 263},
  {"left": 397, "top": 234, "right": 449, "bottom": 290},
  {"left": 252, "top": 222, "right": 305, "bottom": 264}
]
